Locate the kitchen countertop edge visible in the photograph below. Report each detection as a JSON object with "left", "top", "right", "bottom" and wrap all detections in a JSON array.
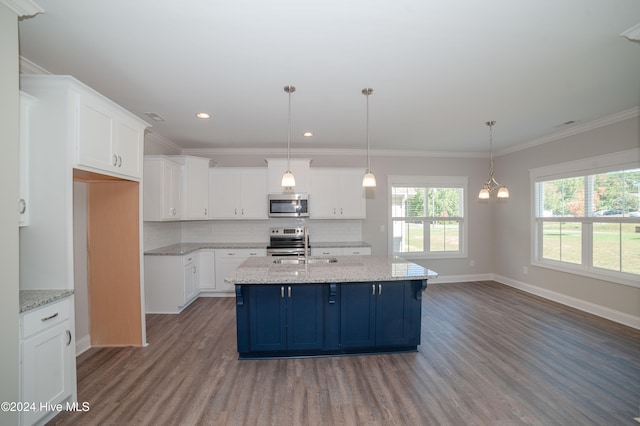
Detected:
[
  {"left": 145, "top": 241, "right": 372, "bottom": 256},
  {"left": 20, "top": 289, "right": 75, "bottom": 313}
]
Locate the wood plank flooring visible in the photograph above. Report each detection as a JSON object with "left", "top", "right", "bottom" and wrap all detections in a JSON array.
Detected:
[{"left": 48, "top": 281, "right": 640, "bottom": 425}]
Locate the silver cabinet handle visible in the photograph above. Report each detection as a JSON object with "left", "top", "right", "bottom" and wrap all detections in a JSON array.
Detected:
[
  {"left": 288, "top": 286, "right": 292, "bottom": 298},
  {"left": 112, "top": 154, "right": 118, "bottom": 166},
  {"left": 193, "top": 266, "right": 197, "bottom": 274},
  {"left": 340, "top": 208, "right": 343, "bottom": 215},
  {"left": 372, "top": 284, "right": 375, "bottom": 296},
  {"left": 235, "top": 208, "right": 238, "bottom": 215},
  {"left": 18, "top": 199, "right": 26, "bottom": 214},
  {"left": 204, "top": 208, "right": 207, "bottom": 215},
  {"left": 241, "top": 208, "right": 245, "bottom": 215},
  {"left": 378, "top": 284, "right": 382, "bottom": 295},
  {"left": 66, "top": 330, "right": 72, "bottom": 346},
  {"left": 118, "top": 155, "right": 123, "bottom": 167},
  {"left": 41, "top": 312, "right": 59, "bottom": 322},
  {"left": 281, "top": 286, "right": 285, "bottom": 298}
]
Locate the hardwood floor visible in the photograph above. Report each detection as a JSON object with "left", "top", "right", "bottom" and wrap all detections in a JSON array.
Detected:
[{"left": 49, "top": 281, "right": 640, "bottom": 425}]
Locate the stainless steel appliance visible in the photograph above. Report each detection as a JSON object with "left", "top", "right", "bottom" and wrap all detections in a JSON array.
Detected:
[
  {"left": 268, "top": 193, "right": 309, "bottom": 218},
  {"left": 267, "top": 227, "right": 310, "bottom": 257}
]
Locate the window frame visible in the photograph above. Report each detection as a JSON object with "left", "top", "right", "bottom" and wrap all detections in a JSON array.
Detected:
[
  {"left": 530, "top": 148, "right": 640, "bottom": 288},
  {"left": 388, "top": 175, "right": 468, "bottom": 259}
]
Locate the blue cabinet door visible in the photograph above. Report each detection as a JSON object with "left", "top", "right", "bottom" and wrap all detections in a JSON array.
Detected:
[
  {"left": 286, "top": 284, "right": 324, "bottom": 350},
  {"left": 341, "top": 281, "right": 421, "bottom": 349},
  {"left": 249, "top": 285, "right": 286, "bottom": 351},
  {"left": 375, "top": 281, "right": 415, "bottom": 347},
  {"left": 340, "top": 283, "right": 377, "bottom": 348}
]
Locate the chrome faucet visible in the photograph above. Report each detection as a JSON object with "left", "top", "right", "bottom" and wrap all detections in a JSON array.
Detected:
[{"left": 303, "top": 226, "right": 309, "bottom": 264}]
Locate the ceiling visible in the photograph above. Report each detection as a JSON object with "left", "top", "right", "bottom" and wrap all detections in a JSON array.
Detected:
[{"left": 17, "top": 0, "right": 640, "bottom": 156}]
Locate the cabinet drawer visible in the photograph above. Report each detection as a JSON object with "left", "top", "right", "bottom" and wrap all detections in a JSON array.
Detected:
[
  {"left": 22, "top": 298, "right": 71, "bottom": 339},
  {"left": 217, "top": 248, "right": 266, "bottom": 257},
  {"left": 345, "top": 247, "right": 371, "bottom": 255}
]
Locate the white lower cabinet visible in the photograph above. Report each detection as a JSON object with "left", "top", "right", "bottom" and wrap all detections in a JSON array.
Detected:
[
  {"left": 311, "top": 246, "right": 372, "bottom": 256},
  {"left": 20, "top": 297, "right": 77, "bottom": 426},
  {"left": 144, "top": 254, "right": 199, "bottom": 313},
  {"left": 198, "top": 250, "right": 216, "bottom": 293},
  {"left": 214, "top": 249, "right": 266, "bottom": 293}
]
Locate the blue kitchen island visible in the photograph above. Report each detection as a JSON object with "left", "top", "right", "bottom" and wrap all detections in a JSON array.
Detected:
[{"left": 227, "top": 256, "right": 438, "bottom": 359}]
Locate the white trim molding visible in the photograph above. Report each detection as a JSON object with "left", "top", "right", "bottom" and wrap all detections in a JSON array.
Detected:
[
  {"left": 19, "top": 55, "right": 49, "bottom": 74},
  {"left": 0, "top": 0, "right": 42, "bottom": 17},
  {"left": 494, "top": 274, "right": 640, "bottom": 330}
]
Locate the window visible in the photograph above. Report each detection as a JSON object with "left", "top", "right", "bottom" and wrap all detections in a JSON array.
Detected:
[
  {"left": 532, "top": 149, "right": 640, "bottom": 287},
  {"left": 389, "top": 176, "right": 467, "bottom": 258}
]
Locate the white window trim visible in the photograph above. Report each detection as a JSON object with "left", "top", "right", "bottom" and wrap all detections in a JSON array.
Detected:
[
  {"left": 529, "top": 148, "right": 640, "bottom": 288},
  {"left": 388, "top": 175, "right": 469, "bottom": 259}
]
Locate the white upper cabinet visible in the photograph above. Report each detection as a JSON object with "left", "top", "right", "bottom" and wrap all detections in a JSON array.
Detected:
[
  {"left": 174, "top": 156, "right": 211, "bottom": 220},
  {"left": 209, "top": 168, "right": 268, "bottom": 219},
  {"left": 310, "top": 168, "right": 366, "bottom": 219},
  {"left": 143, "top": 156, "right": 182, "bottom": 221},
  {"left": 21, "top": 75, "right": 148, "bottom": 181},
  {"left": 266, "top": 158, "right": 311, "bottom": 194}
]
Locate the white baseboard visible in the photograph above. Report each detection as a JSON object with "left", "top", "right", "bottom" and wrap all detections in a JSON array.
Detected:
[
  {"left": 494, "top": 274, "right": 640, "bottom": 330},
  {"left": 76, "top": 334, "right": 91, "bottom": 356},
  {"left": 198, "top": 290, "right": 234, "bottom": 298},
  {"left": 427, "top": 273, "right": 639, "bottom": 330}
]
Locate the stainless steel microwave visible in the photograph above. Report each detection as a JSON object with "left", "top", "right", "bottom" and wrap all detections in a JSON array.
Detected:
[{"left": 268, "top": 193, "right": 309, "bottom": 218}]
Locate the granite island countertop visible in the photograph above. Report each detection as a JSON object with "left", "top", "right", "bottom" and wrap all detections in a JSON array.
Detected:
[
  {"left": 226, "top": 255, "right": 437, "bottom": 285},
  {"left": 20, "top": 289, "right": 74, "bottom": 313}
]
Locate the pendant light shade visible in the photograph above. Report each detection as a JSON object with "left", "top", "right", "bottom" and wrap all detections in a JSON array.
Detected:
[
  {"left": 282, "top": 85, "right": 296, "bottom": 188},
  {"left": 362, "top": 87, "right": 376, "bottom": 187},
  {"left": 478, "top": 120, "right": 509, "bottom": 199}
]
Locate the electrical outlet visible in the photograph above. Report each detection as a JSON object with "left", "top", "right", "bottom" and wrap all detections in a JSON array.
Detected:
[
  {"left": 523, "top": 266, "right": 528, "bottom": 275},
  {"left": 470, "top": 260, "right": 475, "bottom": 267}
]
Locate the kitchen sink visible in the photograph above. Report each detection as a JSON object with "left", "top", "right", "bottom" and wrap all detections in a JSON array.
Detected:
[{"left": 273, "top": 257, "right": 338, "bottom": 265}]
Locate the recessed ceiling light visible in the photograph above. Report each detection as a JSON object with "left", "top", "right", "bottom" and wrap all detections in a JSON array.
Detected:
[
  {"left": 196, "top": 112, "right": 211, "bottom": 119},
  {"left": 144, "top": 112, "right": 165, "bottom": 122},
  {"left": 303, "top": 132, "right": 313, "bottom": 137}
]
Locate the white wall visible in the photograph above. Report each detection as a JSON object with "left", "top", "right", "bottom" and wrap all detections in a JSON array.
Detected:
[
  {"left": 0, "top": 4, "right": 20, "bottom": 424},
  {"left": 493, "top": 116, "right": 640, "bottom": 322}
]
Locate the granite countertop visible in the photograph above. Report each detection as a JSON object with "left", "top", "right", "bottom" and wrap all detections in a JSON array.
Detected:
[
  {"left": 145, "top": 242, "right": 267, "bottom": 255},
  {"left": 20, "top": 289, "right": 74, "bottom": 313},
  {"left": 226, "top": 255, "right": 438, "bottom": 285},
  {"left": 145, "top": 241, "right": 372, "bottom": 256}
]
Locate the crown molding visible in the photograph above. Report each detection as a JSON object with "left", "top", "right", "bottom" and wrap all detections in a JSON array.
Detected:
[
  {"left": 19, "top": 55, "right": 50, "bottom": 74},
  {"left": 145, "top": 131, "right": 183, "bottom": 154},
  {"left": 621, "top": 22, "right": 640, "bottom": 41},
  {"left": 495, "top": 107, "right": 640, "bottom": 157},
  {"left": 1, "top": 0, "right": 42, "bottom": 17}
]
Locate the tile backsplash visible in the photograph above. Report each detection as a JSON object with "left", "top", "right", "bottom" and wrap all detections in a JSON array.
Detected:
[{"left": 144, "top": 219, "right": 363, "bottom": 251}]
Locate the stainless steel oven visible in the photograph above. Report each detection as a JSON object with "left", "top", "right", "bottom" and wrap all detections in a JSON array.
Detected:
[
  {"left": 267, "top": 227, "right": 310, "bottom": 257},
  {"left": 268, "top": 193, "right": 309, "bottom": 218}
]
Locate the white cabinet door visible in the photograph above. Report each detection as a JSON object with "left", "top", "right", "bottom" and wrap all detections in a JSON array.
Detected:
[
  {"left": 143, "top": 156, "right": 182, "bottom": 221},
  {"left": 19, "top": 92, "right": 35, "bottom": 227},
  {"left": 77, "top": 95, "right": 115, "bottom": 175},
  {"left": 21, "top": 298, "right": 76, "bottom": 426},
  {"left": 336, "top": 168, "right": 366, "bottom": 219},
  {"left": 180, "top": 156, "right": 210, "bottom": 220},
  {"left": 309, "top": 169, "right": 338, "bottom": 218},
  {"left": 114, "top": 119, "right": 144, "bottom": 179},
  {"left": 214, "top": 249, "right": 266, "bottom": 292},
  {"left": 198, "top": 250, "right": 216, "bottom": 292},
  {"left": 183, "top": 255, "right": 198, "bottom": 304},
  {"left": 239, "top": 169, "right": 268, "bottom": 219},
  {"left": 209, "top": 169, "right": 241, "bottom": 219},
  {"left": 209, "top": 168, "right": 268, "bottom": 219},
  {"left": 77, "top": 90, "right": 145, "bottom": 180},
  {"left": 310, "top": 168, "right": 366, "bottom": 219}
]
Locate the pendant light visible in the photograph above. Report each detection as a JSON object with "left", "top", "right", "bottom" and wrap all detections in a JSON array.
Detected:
[
  {"left": 281, "top": 85, "right": 296, "bottom": 188},
  {"left": 478, "top": 120, "right": 509, "bottom": 199},
  {"left": 362, "top": 88, "right": 376, "bottom": 187}
]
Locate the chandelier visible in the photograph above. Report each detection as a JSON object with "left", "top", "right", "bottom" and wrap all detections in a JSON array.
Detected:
[{"left": 478, "top": 120, "right": 509, "bottom": 199}]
